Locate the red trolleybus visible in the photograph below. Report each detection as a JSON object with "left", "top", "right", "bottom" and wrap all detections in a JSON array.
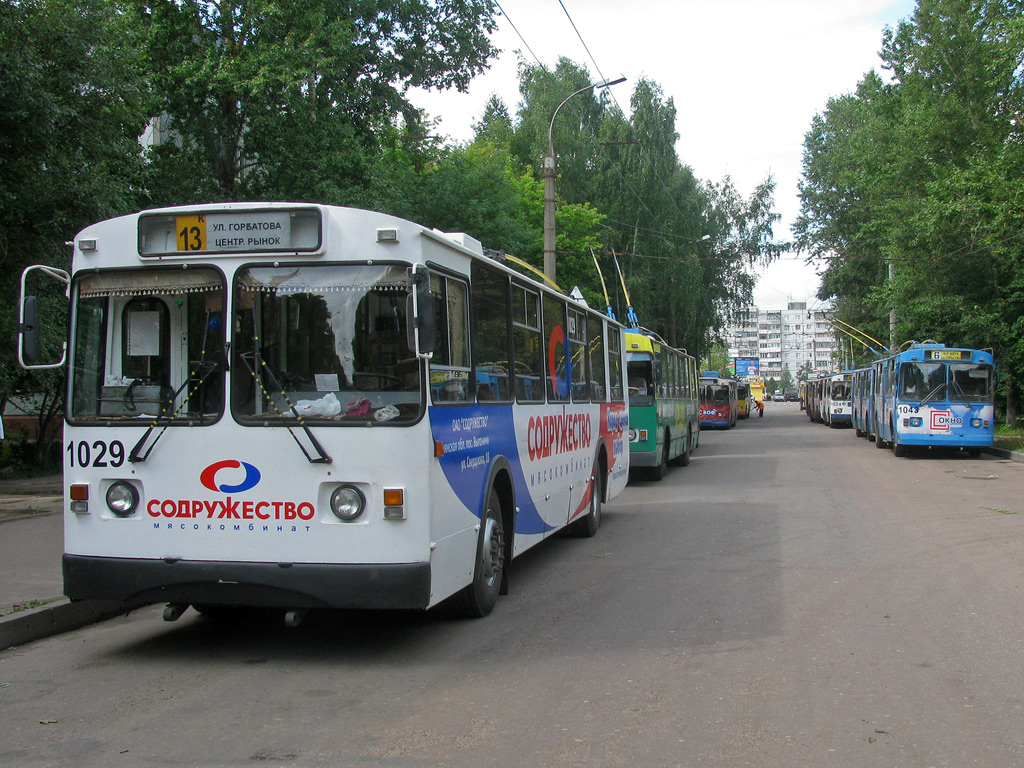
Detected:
[{"left": 699, "top": 372, "right": 737, "bottom": 429}]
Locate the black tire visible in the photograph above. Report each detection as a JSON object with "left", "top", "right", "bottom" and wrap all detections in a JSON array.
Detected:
[
  {"left": 669, "top": 429, "right": 690, "bottom": 467},
  {"left": 649, "top": 435, "right": 668, "bottom": 481},
  {"left": 893, "top": 439, "right": 907, "bottom": 457},
  {"left": 875, "top": 424, "right": 887, "bottom": 449},
  {"left": 454, "top": 487, "right": 505, "bottom": 618},
  {"left": 572, "top": 461, "right": 602, "bottom": 538}
]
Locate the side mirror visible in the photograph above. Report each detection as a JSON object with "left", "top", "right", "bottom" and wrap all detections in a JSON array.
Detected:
[
  {"left": 18, "top": 264, "right": 70, "bottom": 369},
  {"left": 20, "top": 296, "right": 40, "bottom": 365},
  {"left": 406, "top": 268, "right": 436, "bottom": 356}
]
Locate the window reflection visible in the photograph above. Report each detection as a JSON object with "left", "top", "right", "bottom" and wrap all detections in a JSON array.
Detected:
[{"left": 232, "top": 265, "right": 422, "bottom": 424}]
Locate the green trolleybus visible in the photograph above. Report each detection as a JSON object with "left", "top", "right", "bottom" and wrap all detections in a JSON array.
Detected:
[{"left": 624, "top": 329, "right": 700, "bottom": 480}]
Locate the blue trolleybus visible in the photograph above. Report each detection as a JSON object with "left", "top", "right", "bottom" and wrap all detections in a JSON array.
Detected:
[{"left": 867, "top": 342, "right": 996, "bottom": 457}]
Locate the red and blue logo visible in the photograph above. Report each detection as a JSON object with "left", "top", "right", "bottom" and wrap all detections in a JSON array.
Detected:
[{"left": 200, "top": 460, "right": 262, "bottom": 493}]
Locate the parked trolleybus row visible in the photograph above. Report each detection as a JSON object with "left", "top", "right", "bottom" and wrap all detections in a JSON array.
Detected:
[
  {"left": 803, "top": 342, "right": 996, "bottom": 458},
  {"left": 17, "top": 203, "right": 753, "bottom": 624}
]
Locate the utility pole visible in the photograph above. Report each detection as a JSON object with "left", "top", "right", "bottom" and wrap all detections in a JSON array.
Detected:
[
  {"left": 889, "top": 259, "right": 897, "bottom": 350},
  {"left": 544, "top": 76, "right": 626, "bottom": 285}
]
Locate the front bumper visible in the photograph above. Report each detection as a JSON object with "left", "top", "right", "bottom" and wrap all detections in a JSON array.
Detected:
[{"left": 64, "top": 554, "right": 432, "bottom": 610}]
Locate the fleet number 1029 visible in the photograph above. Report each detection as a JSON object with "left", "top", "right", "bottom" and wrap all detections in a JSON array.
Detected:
[{"left": 67, "top": 440, "right": 126, "bottom": 468}]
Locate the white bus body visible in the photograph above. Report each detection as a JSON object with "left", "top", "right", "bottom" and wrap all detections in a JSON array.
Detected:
[
  {"left": 824, "top": 372, "right": 853, "bottom": 427},
  {"left": 26, "top": 204, "right": 630, "bottom": 617}
]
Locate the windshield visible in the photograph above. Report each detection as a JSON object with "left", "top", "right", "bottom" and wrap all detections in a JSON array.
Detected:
[
  {"left": 949, "top": 363, "right": 994, "bottom": 403},
  {"left": 68, "top": 268, "right": 226, "bottom": 424},
  {"left": 899, "top": 361, "right": 947, "bottom": 402},
  {"left": 231, "top": 264, "right": 422, "bottom": 425},
  {"left": 707, "top": 385, "right": 731, "bottom": 404},
  {"left": 831, "top": 381, "right": 851, "bottom": 401},
  {"left": 627, "top": 359, "right": 654, "bottom": 406}
]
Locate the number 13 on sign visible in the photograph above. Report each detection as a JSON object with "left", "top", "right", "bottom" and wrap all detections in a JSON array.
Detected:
[{"left": 176, "top": 214, "right": 206, "bottom": 252}]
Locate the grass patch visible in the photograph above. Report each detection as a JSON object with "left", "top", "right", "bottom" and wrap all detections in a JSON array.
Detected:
[
  {"left": 2, "top": 598, "right": 60, "bottom": 617},
  {"left": 995, "top": 424, "right": 1024, "bottom": 453}
]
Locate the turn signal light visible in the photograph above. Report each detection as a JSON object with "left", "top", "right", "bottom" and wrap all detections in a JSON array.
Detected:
[{"left": 383, "top": 488, "right": 405, "bottom": 520}]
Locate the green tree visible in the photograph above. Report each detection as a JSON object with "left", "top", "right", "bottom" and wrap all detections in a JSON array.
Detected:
[
  {"left": 137, "top": 0, "right": 499, "bottom": 203},
  {"left": 781, "top": 364, "right": 794, "bottom": 390},
  {"left": 1, "top": 0, "right": 151, "bottom": 464},
  {"left": 511, "top": 58, "right": 611, "bottom": 204},
  {"left": 796, "top": 0, "right": 1024, "bottom": 418},
  {"left": 409, "top": 140, "right": 540, "bottom": 259}
]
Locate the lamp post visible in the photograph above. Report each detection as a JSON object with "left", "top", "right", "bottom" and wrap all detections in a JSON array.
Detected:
[{"left": 544, "top": 76, "right": 626, "bottom": 284}]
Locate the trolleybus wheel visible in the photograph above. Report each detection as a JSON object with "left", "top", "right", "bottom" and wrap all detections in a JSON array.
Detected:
[
  {"left": 893, "top": 439, "right": 907, "bottom": 457},
  {"left": 455, "top": 487, "right": 505, "bottom": 618},
  {"left": 650, "top": 434, "right": 668, "bottom": 481},
  {"left": 679, "top": 428, "right": 693, "bottom": 466},
  {"left": 875, "top": 427, "right": 887, "bottom": 449},
  {"left": 572, "top": 461, "right": 603, "bottom": 538},
  {"left": 669, "top": 428, "right": 690, "bottom": 467}
]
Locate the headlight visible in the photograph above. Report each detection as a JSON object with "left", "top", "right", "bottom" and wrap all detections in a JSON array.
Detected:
[
  {"left": 106, "top": 481, "right": 139, "bottom": 517},
  {"left": 330, "top": 485, "right": 365, "bottom": 521}
]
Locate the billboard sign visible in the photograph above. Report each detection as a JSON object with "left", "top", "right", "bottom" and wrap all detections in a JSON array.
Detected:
[{"left": 735, "top": 357, "right": 760, "bottom": 378}]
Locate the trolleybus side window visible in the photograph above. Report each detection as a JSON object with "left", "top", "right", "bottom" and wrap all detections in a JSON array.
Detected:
[
  {"left": 68, "top": 268, "right": 225, "bottom": 423},
  {"left": 544, "top": 293, "right": 570, "bottom": 402},
  {"left": 231, "top": 264, "right": 421, "bottom": 424},
  {"left": 511, "top": 283, "right": 544, "bottom": 403},
  {"left": 608, "top": 329, "right": 623, "bottom": 401},
  {"left": 567, "top": 307, "right": 589, "bottom": 402},
  {"left": 587, "top": 314, "right": 606, "bottom": 402},
  {"left": 429, "top": 273, "right": 470, "bottom": 404},
  {"left": 470, "top": 261, "right": 512, "bottom": 402}
]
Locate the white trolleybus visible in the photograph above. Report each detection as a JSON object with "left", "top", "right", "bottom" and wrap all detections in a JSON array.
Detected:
[{"left": 19, "top": 204, "right": 630, "bottom": 621}]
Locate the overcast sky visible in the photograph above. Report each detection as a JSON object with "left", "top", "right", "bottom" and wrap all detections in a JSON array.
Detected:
[{"left": 409, "top": 0, "right": 918, "bottom": 308}]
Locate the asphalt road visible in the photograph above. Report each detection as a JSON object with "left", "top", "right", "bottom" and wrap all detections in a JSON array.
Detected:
[{"left": 2, "top": 402, "right": 1023, "bottom": 767}]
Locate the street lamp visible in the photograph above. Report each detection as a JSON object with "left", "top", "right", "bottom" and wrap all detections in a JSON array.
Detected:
[{"left": 544, "top": 76, "right": 627, "bottom": 284}]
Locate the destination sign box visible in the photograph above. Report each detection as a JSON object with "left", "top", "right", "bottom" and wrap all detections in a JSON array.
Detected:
[{"left": 138, "top": 208, "right": 322, "bottom": 256}]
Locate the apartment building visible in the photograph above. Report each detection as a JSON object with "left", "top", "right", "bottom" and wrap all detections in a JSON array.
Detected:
[{"left": 726, "top": 302, "right": 836, "bottom": 381}]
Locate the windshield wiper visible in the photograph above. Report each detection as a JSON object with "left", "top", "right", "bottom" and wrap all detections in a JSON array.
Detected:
[
  {"left": 129, "top": 362, "right": 223, "bottom": 462},
  {"left": 238, "top": 349, "right": 332, "bottom": 465},
  {"left": 919, "top": 383, "right": 946, "bottom": 405}
]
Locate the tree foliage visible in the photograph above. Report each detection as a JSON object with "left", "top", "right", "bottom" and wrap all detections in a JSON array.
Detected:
[
  {"left": 1, "top": 0, "right": 789, "bottom": 466},
  {"left": 1, "top": 0, "right": 151, "bottom": 454},
  {"left": 137, "top": 0, "right": 499, "bottom": 203},
  {"left": 796, "top": 0, "right": 1024, "bottom": 414}
]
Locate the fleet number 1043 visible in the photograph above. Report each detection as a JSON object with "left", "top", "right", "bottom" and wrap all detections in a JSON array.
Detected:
[{"left": 66, "top": 440, "right": 126, "bottom": 468}]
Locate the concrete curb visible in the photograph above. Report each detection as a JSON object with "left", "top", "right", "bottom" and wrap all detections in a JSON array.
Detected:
[
  {"left": 0, "top": 598, "right": 137, "bottom": 649},
  {"left": 985, "top": 445, "right": 1024, "bottom": 462}
]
